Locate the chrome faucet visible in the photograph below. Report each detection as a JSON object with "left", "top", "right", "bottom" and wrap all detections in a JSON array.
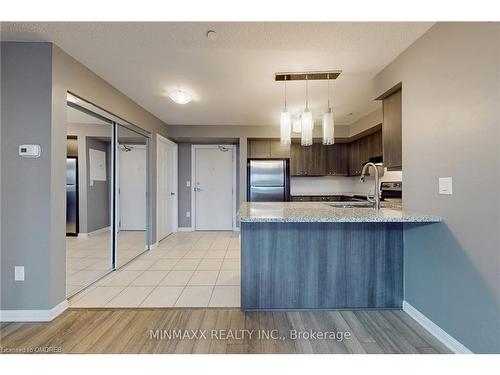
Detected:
[{"left": 360, "top": 162, "right": 381, "bottom": 210}]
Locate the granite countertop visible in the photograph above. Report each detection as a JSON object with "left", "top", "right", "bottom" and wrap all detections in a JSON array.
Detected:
[{"left": 237, "top": 202, "right": 442, "bottom": 223}]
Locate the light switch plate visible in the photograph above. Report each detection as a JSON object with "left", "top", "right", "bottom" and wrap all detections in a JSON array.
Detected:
[
  {"left": 186, "top": 180, "right": 191, "bottom": 187},
  {"left": 15, "top": 266, "right": 25, "bottom": 281},
  {"left": 186, "top": 211, "right": 190, "bottom": 218},
  {"left": 439, "top": 177, "right": 453, "bottom": 195}
]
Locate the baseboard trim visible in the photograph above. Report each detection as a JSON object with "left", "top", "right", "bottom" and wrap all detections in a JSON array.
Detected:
[
  {"left": 177, "top": 227, "right": 194, "bottom": 232},
  {"left": 0, "top": 299, "right": 69, "bottom": 322},
  {"left": 402, "top": 301, "right": 472, "bottom": 354},
  {"left": 77, "top": 226, "right": 110, "bottom": 239}
]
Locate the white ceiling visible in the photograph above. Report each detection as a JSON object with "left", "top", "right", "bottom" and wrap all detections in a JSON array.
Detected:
[{"left": 1, "top": 22, "right": 434, "bottom": 127}]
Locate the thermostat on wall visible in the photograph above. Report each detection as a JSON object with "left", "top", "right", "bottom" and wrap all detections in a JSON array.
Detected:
[{"left": 19, "top": 144, "right": 41, "bottom": 158}]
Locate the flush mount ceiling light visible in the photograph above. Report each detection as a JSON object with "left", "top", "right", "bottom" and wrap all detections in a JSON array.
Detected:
[
  {"left": 322, "top": 76, "right": 335, "bottom": 145},
  {"left": 168, "top": 90, "right": 193, "bottom": 105},
  {"left": 280, "top": 76, "right": 291, "bottom": 145}
]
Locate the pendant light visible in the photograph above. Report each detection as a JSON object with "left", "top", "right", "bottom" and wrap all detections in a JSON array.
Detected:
[
  {"left": 280, "top": 76, "right": 291, "bottom": 145},
  {"left": 322, "top": 75, "right": 335, "bottom": 145},
  {"left": 292, "top": 117, "right": 302, "bottom": 133},
  {"left": 301, "top": 75, "right": 313, "bottom": 146}
]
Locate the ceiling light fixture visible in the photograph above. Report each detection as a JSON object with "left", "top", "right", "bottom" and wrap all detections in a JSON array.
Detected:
[
  {"left": 292, "top": 117, "right": 302, "bottom": 133},
  {"left": 280, "top": 76, "right": 291, "bottom": 145},
  {"left": 301, "top": 75, "right": 313, "bottom": 146},
  {"left": 322, "top": 76, "right": 335, "bottom": 145},
  {"left": 168, "top": 89, "right": 193, "bottom": 105},
  {"left": 275, "top": 70, "right": 341, "bottom": 146}
]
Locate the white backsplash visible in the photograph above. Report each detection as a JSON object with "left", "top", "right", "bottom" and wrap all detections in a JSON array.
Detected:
[
  {"left": 291, "top": 169, "right": 403, "bottom": 196},
  {"left": 290, "top": 176, "right": 356, "bottom": 195}
]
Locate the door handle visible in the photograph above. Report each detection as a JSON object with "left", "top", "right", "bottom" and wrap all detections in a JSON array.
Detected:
[
  {"left": 194, "top": 187, "right": 201, "bottom": 192},
  {"left": 170, "top": 192, "right": 176, "bottom": 196}
]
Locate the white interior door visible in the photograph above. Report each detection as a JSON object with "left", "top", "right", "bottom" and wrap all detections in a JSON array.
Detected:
[
  {"left": 157, "top": 135, "right": 178, "bottom": 241},
  {"left": 194, "top": 146, "right": 234, "bottom": 230},
  {"left": 119, "top": 145, "right": 146, "bottom": 230}
]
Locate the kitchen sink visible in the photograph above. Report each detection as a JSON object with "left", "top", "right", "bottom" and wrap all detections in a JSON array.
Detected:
[{"left": 327, "top": 202, "right": 374, "bottom": 209}]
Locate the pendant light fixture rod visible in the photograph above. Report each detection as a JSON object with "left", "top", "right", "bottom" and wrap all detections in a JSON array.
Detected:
[
  {"left": 327, "top": 75, "right": 330, "bottom": 109},
  {"left": 284, "top": 75, "right": 287, "bottom": 110},
  {"left": 305, "top": 74, "right": 309, "bottom": 109}
]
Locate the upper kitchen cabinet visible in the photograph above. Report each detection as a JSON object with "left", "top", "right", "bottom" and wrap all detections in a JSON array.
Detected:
[
  {"left": 290, "top": 143, "right": 300, "bottom": 175},
  {"left": 269, "top": 140, "right": 291, "bottom": 158},
  {"left": 348, "top": 130, "right": 383, "bottom": 175},
  {"left": 291, "top": 142, "right": 346, "bottom": 176},
  {"left": 369, "top": 129, "right": 383, "bottom": 157},
  {"left": 382, "top": 88, "right": 402, "bottom": 170},
  {"left": 326, "top": 143, "right": 349, "bottom": 176},
  {"left": 248, "top": 139, "right": 290, "bottom": 158},
  {"left": 290, "top": 143, "right": 308, "bottom": 175},
  {"left": 248, "top": 139, "right": 271, "bottom": 158},
  {"left": 254, "top": 129, "right": 381, "bottom": 177},
  {"left": 290, "top": 143, "right": 317, "bottom": 176},
  {"left": 348, "top": 138, "right": 362, "bottom": 175}
]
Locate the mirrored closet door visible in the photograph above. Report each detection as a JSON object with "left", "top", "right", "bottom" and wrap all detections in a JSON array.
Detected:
[
  {"left": 65, "top": 94, "right": 151, "bottom": 298},
  {"left": 115, "top": 125, "right": 150, "bottom": 268},
  {"left": 65, "top": 103, "right": 114, "bottom": 297}
]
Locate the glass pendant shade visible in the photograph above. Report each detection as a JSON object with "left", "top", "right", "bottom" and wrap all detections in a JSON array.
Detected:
[
  {"left": 280, "top": 110, "right": 291, "bottom": 145},
  {"left": 292, "top": 117, "right": 302, "bottom": 133},
  {"left": 301, "top": 109, "right": 313, "bottom": 146},
  {"left": 322, "top": 108, "right": 335, "bottom": 145}
]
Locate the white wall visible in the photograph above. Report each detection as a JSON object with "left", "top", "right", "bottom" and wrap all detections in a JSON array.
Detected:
[{"left": 291, "top": 176, "right": 358, "bottom": 195}]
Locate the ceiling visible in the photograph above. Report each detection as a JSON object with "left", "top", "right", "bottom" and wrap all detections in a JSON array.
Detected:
[{"left": 1, "top": 22, "right": 434, "bottom": 127}]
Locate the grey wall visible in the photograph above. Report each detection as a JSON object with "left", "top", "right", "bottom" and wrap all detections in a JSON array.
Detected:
[
  {"left": 373, "top": 23, "right": 500, "bottom": 353},
  {"left": 67, "top": 122, "right": 112, "bottom": 234},
  {"left": 1, "top": 42, "right": 170, "bottom": 311},
  {"left": 1, "top": 42, "right": 56, "bottom": 309},
  {"left": 177, "top": 144, "right": 192, "bottom": 228},
  {"left": 85, "top": 138, "right": 111, "bottom": 233}
]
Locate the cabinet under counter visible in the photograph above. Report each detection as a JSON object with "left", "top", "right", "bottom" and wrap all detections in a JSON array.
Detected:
[{"left": 238, "top": 202, "right": 441, "bottom": 311}]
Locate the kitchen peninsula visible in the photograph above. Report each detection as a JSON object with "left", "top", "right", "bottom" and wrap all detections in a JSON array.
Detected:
[{"left": 238, "top": 202, "right": 441, "bottom": 311}]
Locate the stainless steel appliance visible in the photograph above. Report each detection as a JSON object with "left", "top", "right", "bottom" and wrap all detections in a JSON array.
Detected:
[
  {"left": 66, "top": 158, "right": 78, "bottom": 235},
  {"left": 248, "top": 159, "right": 290, "bottom": 202},
  {"left": 381, "top": 181, "right": 402, "bottom": 200}
]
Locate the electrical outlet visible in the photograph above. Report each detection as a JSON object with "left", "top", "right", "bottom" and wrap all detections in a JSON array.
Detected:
[
  {"left": 186, "top": 180, "right": 191, "bottom": 187},
  {"left": 15, "top": 266, "right": 24, "bottom": 281},
  {"left": 186, "top": 211, "right": 191, "bottom": 218}
]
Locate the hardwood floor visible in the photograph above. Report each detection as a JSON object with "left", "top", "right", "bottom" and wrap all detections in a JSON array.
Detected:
[{"left": 0, "top": 308, "right": 451, "bottom": 354}]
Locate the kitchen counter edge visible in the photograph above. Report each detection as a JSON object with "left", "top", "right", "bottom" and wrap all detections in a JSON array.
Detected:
[{"left": 237, "top": 202, "right": 442, "bottom": 223}]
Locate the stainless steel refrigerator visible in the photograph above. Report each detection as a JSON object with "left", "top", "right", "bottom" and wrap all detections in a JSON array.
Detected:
[
  {"left": 66, "top": 158, "right": 78, "bottom": 235},
  {"left": 248, "top": 159, "right": 290, "bottom": 202}
]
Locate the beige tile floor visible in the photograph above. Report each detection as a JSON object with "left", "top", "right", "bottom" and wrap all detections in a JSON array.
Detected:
[
  {"left": 66, "top": 230, "right": 147, "bottom": 297},
  {"left": 69, "top": 231, "right": 241, "bottom": 308}
]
